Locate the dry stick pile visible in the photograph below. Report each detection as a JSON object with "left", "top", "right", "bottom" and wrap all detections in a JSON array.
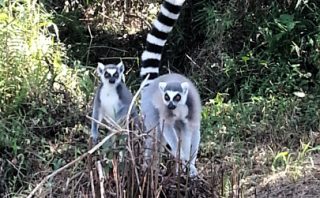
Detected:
[{"left": 26, "top": 78, "right": 216, "bottom": 198}]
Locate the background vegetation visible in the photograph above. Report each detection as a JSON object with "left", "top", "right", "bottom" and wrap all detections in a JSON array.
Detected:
[{"left": 0, "top": 0, "right": 319, "bottom": 197}]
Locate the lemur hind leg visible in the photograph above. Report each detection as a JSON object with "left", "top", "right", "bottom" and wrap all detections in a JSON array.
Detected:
[
  {"left": 188, "top": 125, "right": 201, "bottom": 177},
  {"left": 141, "top": 94, "right": 160, "bottom": 166},
  {"left": 91, "top": 106, "right": 104, "bottom": 144}
]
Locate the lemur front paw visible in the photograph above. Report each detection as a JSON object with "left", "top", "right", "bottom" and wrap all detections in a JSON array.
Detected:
[
  {"left": 189, "top": 165, "right": 198, "bottom": 177},
  {"left": 174, "top": 162, "right": 198, "bottom": 178}
]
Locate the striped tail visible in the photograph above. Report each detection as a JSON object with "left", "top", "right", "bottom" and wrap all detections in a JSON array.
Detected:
[{"left": 140, "top": 0, "right": 186, "bottom": 85}]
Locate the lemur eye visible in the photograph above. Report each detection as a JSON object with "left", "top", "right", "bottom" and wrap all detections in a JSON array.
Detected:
[
  {"left": 104, "top": 72, "right": 111, "bottom": 78},
  {"left": 114, "top": 72, "right": 119, "bottom": 78},
  {"left": 164, "top": 93, "right": 170, "bottom": 101},
  {"left": 174, "top": 94, "right": 181, "bottom": 102}
]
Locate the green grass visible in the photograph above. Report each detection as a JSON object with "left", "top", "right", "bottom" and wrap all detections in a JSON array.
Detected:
[
  {"left": 200, "top": 93, "right": 320, "bottom": 197},
  {"left": 201, "top": 93, "right": 320, "bottom": 149}
]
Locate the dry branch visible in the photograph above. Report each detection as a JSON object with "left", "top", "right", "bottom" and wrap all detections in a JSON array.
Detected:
[
  {"left": 26, "top": 126, "right": 120, "bottom": 198},
  {"left": 96, "top": 160, "right": 106, "bottom": 198},
  {"left": 90, "top": 171, "right": 96, "bottom": 198}
]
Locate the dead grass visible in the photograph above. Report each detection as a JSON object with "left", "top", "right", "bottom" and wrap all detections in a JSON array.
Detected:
[
  {"left": 24, "top": 121, "right": 216, "bottom": 198},
  {"left": 17, "top": 121, "right": 319, "bottom": 198},
  {"left": 1, "top": 111, "right": 319, "bottom": 198}
]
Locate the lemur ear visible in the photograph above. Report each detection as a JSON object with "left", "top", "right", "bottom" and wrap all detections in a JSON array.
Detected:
[
  {"left": 117, "top": 61, "right": 124, "bottom": 73},
  {"left": 97, "top": 62, "right": 105, "bottom": 76},
  {"left": 181, "top": 82, "right": 189, "bottom": 94},
  {"left": 158, "top": 82, "right": 167, "bottom": 92}
]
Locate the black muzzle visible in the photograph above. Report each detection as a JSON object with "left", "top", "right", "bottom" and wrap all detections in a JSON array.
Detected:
[
  {"left": 167, "top": 102, "right": 176, "bottom": 110},
  {"left": 109, "top": 78, "right": 116, "bottom": 84}
]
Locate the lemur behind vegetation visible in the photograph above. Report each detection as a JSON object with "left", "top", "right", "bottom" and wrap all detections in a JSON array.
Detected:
[
  {"left": 140, "top": 0, "right": 202, "bottom": 177},
  {"left": 91, "top": 62, "right": 138, "bottom": 144}
]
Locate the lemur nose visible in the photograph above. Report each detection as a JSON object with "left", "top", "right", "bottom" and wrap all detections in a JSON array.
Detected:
[
  {"left": 109, "top": 79, "right": 115, "bottom": 84},
  {"left": 168, "top": 102, "right": 176, "bottom": 110}
]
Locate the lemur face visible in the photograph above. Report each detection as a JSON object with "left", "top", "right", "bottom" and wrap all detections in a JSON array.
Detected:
[
  {"left": 158, "top": 82, "right": 189, "bottom": 110},
  {"left": 97, "top": 62, "right": 124, "bottom": 85}
]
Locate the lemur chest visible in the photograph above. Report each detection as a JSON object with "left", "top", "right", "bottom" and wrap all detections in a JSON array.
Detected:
[
  {"left": 166, "top": 105, "right": 188, "bottom": 120},
  {"left": 100, "top": 85, "right": 120, "bottom": 120}
]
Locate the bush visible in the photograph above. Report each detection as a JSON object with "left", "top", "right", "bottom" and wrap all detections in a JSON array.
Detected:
[
  {"left": 201, "top": 93, "right": 320, "bottom": 155},
  {"left": 0, "top": 0, "right": 93, "bottom": 193},
  {"left": 164, "top": 0, "right": 320, "bottom": 100}
]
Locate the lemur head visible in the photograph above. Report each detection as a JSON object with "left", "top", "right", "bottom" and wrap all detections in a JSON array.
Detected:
[
  {"left": 97, "top": 61, "right": 124, "bottom": 85},
  {"left": 158, "top": 81, "right": 189, "bottom": 110}
]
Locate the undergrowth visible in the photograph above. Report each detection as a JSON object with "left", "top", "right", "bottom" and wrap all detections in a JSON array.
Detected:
[
  {"left": 202, "top": 93, "right": 320, "bottom": 152},
  {"left": 165, "top": 0, "right": 320, "bottom": 101},
  {"left": 1, "top": 0, "right": 320, "bottom": 197},
  {"left": 0, "top": 0, "right": 92, "bottom": 195}
]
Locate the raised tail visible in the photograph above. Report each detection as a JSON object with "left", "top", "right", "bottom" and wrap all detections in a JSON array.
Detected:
[{"left": 140, "top": 0, "right": 186, "bottom": 86}]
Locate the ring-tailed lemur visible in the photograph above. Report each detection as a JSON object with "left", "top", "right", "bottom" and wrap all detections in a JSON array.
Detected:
[
  {"left": 140, "top": 0, "right": 202, "bottom": 177},
  {"left": 91, "top": 61, "right": 138, "bottom": 144}
]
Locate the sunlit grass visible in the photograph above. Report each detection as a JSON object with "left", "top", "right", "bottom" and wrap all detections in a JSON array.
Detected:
[{"left": 0, "top": 1, "right": 92, "bottom": 195}]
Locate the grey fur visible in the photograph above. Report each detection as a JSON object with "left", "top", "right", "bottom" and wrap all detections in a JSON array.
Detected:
[
  {"left": 141, "top": 73, "right": 202, "bottom": 177},
  {"left": 163, "top": 83, "right": 184, "bottom": 92}
]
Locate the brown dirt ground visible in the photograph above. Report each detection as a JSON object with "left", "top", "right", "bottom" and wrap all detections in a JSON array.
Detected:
[{"left": 243, "top": 153, "right": 320, "bottom": 198}]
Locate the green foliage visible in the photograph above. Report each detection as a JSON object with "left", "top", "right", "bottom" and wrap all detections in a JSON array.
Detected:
[
  {"left": 1, "top": 0, "right": 320, "bottom": 196},
  {"left": 193, "top": 0, "right": 235, "bottom": 43},
  {"left": 166, "top": 0, "right": 320, "bottom": 100},
  {"left": 201, "top": 93, "right": 320, "bottom": 154},
  {"left": 0, "top": 1, "right": 93, "bottom": 194},
  {"left": 270, "top": 142, "right": 320, "bottom": 181}
]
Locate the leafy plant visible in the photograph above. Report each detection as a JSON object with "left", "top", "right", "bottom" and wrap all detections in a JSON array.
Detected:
[
  {"left": 0, "top": 0, "right": 93, "bottom": 194},
  {"left": 163, "top": 0, "right": 320, "bottom": 100},
  {"left": 201, "top": 93, "right": 320, "bottom": 155}
]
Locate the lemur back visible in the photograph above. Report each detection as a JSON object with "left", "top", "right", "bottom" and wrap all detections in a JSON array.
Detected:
[
  {"left": 139, "top": 0, "right": 202, "bottom": 177},
  {"left": 91, "top": 62, "right": 138, "bottom": 144}
]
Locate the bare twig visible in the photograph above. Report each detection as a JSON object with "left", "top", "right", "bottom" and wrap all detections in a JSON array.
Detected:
[
  {"left": 26, "top": 128, "right": 120, "bottom": 198},
  {"left": 185, "top": 53, "right": 200, "bottom": 68},
  {"left": 88, "top": 45, "right": 128, "bottom": 53},
  {"left": 63, "top": 172, "right": 82, "bottom": 193},
  {"left": 90, "top": 171, "right": 96, "bottom": 198},
  {"left": 122, "top": 74, "right": 150, "bottom": 196},
  {"left": 70, "top": 172, "right": 85, "bottom": 196},
  {"left": 125, "top": 73, "right": 150, "bottom": 131},
  {"left": 112, "top": 155, "right": 120, "bottom": 198},
  {"left": 86, "top": 25, "right": 93, "bottom": 67},
  {"left": 96, "top": 161, "right": 106, "bottom": 198}
]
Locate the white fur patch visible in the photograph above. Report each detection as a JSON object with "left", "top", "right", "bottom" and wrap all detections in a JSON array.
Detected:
[
  {"left": 153, "top": 20, "right": 173, "bottom": 33},
  {"left": 97, "top": 62, "right": 105, "bottom": 76},
  {"left": 147, "top": 34, "right": 166, "bottom": 46},
  {"left": 99, "top": 83, "right": 120, "bottom": 121},
  {"left": 160, "top": 5, "right": 180, "bottom": 20},
  {"left": 141, "top": 51, "right": 162, "bottom": 61},
  {"left": 181, "top": 82, "right": 189, "bottom": 94},
  {"left": 116, "top": 61, "right": 124, "bottom": 73},
  {"left": 106, "top": 68, "right": 117, "bottom": 76},
  {"left": 166, "top": 91, "right": 180, "bottom": 100},
  {"left": 158, "top": 82, "right": 167, "bottom": 92},
  {"left": 140, "top": 67, "right": 159, "bottom": 76},
  {"left": 167, "top": 0, "right": 185, "bottom": 6}
]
